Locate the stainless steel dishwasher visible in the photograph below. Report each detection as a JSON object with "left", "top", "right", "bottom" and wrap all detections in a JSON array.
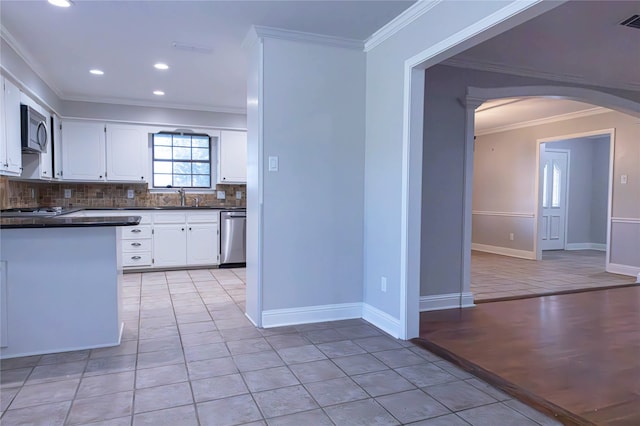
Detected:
[{"left": 219, "top": 209, "right": 246, "bottom": 267}]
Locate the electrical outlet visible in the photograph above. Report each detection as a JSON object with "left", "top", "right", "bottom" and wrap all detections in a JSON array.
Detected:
[
  {"left": 30, "top": 188, "right": 35, "bottom": 199},
  {"left": 235, "top": 191, "right": 242, "bottom": 200},
  {"left": 127, "top": 189, "right": 135, "bottom": 199},
  {"left": 64, "top": 189, "right": 72, "bottom": 199},
  {"left": 621, "top": 174, "right": 628, "bottom": 184},
  {"left": 509, "top": 233, "right": 514, "bottom": 241},
  {"left": 217, "top": 190, "right": 226, "bottom": 200},
  {"left": 381, "top": 276, "right": 387, "bottom": 292}
]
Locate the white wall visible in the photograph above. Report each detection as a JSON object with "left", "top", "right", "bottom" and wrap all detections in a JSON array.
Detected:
[
  {"left": 61, "top": 101, "right": 246, "bottom": 130},
  {"left": 1, "top": 39, "right": 62, "bottom": 113},
  {"left": 252, "top": 37, "right": 366, "bottom": 319}
]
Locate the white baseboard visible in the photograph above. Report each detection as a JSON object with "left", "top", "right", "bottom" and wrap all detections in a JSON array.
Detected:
[
  {"left": 566, "top": 243, "right": 606, "bottom": 251},
  {"left": 420, "top": 292, "right": 475, "bottom": 312},
  {"left": 607, "top": 263, "right": 640, "bottom": 278},
  {"left": 362, "top": 303, "right": 401, "bottom": 339},
  {"left": 261, "top": 302, "right": 362, "bottom": 328},
  {"left": 471, "top": 243, "right": 536, "bottom": 260}
]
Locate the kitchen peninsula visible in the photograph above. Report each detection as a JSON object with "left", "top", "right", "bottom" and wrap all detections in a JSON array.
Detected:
[{"left": 0, "top": 214, "right": 140, "bottom": 359}]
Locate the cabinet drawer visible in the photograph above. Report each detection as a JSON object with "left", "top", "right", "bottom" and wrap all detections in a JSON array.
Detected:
[
  {"left": 122, "top": 252, "right": 152, "bottom": 267},
  {"left": 121, "top": 239, "right": 151, "bottom": 252},
  {"left": 153, "top": 212, "right": 186, "bottom": 224},
  {"left": 121, "top": 225, "right": 152, "bottom": 239},
  {"left": 187, "top": 212, "right": 219, "bottom": 223}
]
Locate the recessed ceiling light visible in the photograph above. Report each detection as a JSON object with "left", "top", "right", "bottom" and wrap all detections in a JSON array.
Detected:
[
  {"left": 153, "top": 90, "right": 165, "bottom": 96},
  {"left": 154, "top": 63, "right": 169, "bottom": 70},
  {"left": 48, "top": 0, "right": 73, "bottom": 7},
  {"left": 89, "top": 69, "right": 104, "bottom": 75}
]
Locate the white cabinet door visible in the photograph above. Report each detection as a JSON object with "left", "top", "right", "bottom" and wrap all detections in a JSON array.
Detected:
[
  {"left": 106, "top": 124, "right": 148, "bottom": 182},
  {"left": 1, "top": 78, "right": 22, "bottom": 176},
  {"left": 187, "top": 223, "right": 218, "bottom": 265},
  {"left": 52, "top": 114, "right": 63, "bottom": 179},
  {"left": 218, "top": 130, "right": 247, "bottom": 184},
  {"left": 61, "top": 121, "right": 106, "bottom": 181},
  {"left": 153, "top": 224, "right": 187, "bottom": 267}
]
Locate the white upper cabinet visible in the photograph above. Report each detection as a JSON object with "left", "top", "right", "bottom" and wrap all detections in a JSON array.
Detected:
[
  {"left": 0, "top": 77, "right": 23, "bottom": 176},
  {"left": 218, "top": 130, "right": 247, "bottom": 184},
  {"left": 52, "top": 114, "right": 63, "bottom": 179},
  {"left": 61, "top": 120, "right": 148, "bottom": 182},
  {"left": 61, "top": 121, "right": 106, "bottom": 181},
  {"left": 106, "top": 124, "right": 147, "bottom": 182}
]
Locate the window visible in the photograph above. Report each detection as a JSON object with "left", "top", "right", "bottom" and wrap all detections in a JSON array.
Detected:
[{"left": 152, "top": 132, "right": 211, "bottom": 188}]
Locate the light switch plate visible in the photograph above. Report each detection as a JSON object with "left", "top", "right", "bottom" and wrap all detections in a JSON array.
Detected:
[
  {"left": 64, "top": 189, "right": 72, "bottom": 199},
  {"left": 217, "top": 190, "right": 226, "bottom": 199},
  {"left": 127, "top": 189, "right": 135, "bottom": 199},
  {"left": 621, "top": 174, "right": 628, "bottom": 184},
  {"left": 268, "top": 156, "right": 279, "bottom": 172}
]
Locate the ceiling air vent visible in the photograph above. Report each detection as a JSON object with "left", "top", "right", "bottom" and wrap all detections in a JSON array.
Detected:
[{"left": 620, "top": 14, "right": 640, "bottom": 29}]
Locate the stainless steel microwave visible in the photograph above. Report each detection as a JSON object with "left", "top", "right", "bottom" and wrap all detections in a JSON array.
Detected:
[{"left": 21, "top": 104, "right": 48, "bottom": 153}]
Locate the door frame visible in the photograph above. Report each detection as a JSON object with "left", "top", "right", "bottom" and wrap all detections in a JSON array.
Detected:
[
  {"left": 534, "top": 129, "right": 615, "bottom": 264},
  {"left": 536, "top": 147, "right": 570, "bottom": 254}
]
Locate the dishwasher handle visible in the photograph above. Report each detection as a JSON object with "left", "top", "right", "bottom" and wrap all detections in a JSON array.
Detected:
[{"left": 223, "top": 212, "right": 246, "bottom": 218}]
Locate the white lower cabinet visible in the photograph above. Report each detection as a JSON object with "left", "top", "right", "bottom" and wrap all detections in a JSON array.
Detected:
[
  {"left": 187, "top": 223, "right": 219, "bottom": 266},
  {"left": 63, "top": 209, "right": 220, "bottom": 270},
  {"left": 153, "top": 224, "right": 188, "bottom": 267},
  {"left": 152, "top": 211, "right": 219, "bottom": 268},
  {"left": 121, "top": 212, "right": 152, "bottom": 267}
]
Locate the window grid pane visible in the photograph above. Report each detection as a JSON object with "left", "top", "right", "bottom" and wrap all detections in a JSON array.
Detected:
[
  {"left": 552, "top": 162, "right": 561, "bottom": 208},
  {"left": 152, "top": 133, "right": 212, "bottom": 188}
]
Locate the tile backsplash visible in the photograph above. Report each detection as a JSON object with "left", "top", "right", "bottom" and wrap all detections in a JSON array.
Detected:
[{"left": 0, "top": 176, "right": 246, "bottom": 210}]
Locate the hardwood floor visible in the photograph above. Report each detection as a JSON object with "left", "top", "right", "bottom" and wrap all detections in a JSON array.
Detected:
[{"left": 416, "top": 286, "right": 640, "bottom": 425}]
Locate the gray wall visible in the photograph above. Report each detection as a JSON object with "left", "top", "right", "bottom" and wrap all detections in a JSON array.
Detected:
[
  {"left": 548, "top": 136, "right": 609, "bottom": 245},
  {"left": 591, "top": 139, "right": 610, "bottom": 244},
  {"left": 421, "top": 65, "right": 640, "bottom": 298},
  {"left": 259, "top": 37, "right": 366, "bottom": 311}
]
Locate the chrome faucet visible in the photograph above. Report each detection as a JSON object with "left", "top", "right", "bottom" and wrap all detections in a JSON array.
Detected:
[{"left": 178, "top": 187, "right": 186, "bottom": 207}]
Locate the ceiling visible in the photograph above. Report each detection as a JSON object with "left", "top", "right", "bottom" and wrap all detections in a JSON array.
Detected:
[
  {"left": 2, "top": 0, "right": 637, "bottom": 120},
  {"left": 0, "top": 0, "right": 414, "bottom": 113},
  {"left": 474, "top": 98, "right": 611, "bottom": 135},
  {"left": 445, "top": 0, "right": 640, "bottom": 92}
]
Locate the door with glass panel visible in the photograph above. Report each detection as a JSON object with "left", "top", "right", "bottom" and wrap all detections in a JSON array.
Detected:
[{"left": 540, "top": 148, "right": 568, "bottom": 250}]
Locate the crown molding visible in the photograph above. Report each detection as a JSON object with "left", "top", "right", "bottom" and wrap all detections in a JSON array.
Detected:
[
  {"left": 1, "top": 26, "right": 64, "bottom": 99},
  {"left": 241, "top": 26, "right": 261, "bottom": 50},
  {"left": 62, "top": 95, "right": 247, "bottom": 115},
  {"left": 444, "top": 57, "right": 640, "bottom": 93},
  {"left": 252, "top": 25, "right": 363, "bottom": 50},
  {"left": 364, "top": 0, "right": 442, "bottom": 52},
  {"left": 475, "top": 106, "right": 610, "bottom": 136}
]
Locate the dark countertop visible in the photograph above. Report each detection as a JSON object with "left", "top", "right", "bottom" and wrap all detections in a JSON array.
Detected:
[
  {"left": 76, "top": 206, "right": 246, "bottom": 211},
  {"left": 0, "top": 215, "right": 141, "bottom": 229}
]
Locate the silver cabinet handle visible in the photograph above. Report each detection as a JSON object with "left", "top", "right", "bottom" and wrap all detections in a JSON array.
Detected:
[
  {"left": 131, "top": 256, "right": 141, "bottom": 260},
  {"left": 131, "top": 242, "right": 142, "bottom": 247},
  {"left": 131, "top": 229, "right": 142, "bottom": 233}
]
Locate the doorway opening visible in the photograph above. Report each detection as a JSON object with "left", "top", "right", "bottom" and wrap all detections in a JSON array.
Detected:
[{"left": 470, "top": 98, "right": 635, "bottom": 302}]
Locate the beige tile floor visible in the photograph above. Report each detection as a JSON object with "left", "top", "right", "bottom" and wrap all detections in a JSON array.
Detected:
[
  {"left": 0, "top": 268, "right": 560, "bottom": 425},
  {"left": 471, "top": 250, "right": 634, "bottom": 301}
]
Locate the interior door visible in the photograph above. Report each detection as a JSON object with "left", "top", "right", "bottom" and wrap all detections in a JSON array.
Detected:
[{"left": 540, "top": 149, "right": 568, "bottom": 250}]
